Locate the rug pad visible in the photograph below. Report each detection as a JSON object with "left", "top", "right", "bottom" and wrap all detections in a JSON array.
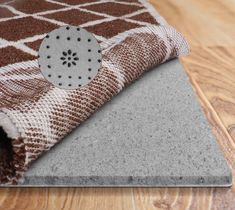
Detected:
[{"left": 16, "top": 59, "right": 231, "bottom": 187}]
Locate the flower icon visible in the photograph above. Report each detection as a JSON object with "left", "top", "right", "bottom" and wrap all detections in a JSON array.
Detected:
[{"left": 60, "top": 49, "right": 79, "bottom": 67}]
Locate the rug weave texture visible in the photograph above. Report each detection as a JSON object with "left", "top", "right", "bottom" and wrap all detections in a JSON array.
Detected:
[{"left": 0, "top": 0, "right": 189, "bottom": 184}]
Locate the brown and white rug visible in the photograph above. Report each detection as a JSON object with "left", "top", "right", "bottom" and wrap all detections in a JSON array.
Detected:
[{"left": 0, "top": 0, "right": 189, "bottom": 184}]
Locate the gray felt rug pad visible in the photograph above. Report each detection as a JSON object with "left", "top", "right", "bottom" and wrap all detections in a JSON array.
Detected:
[{"left": 18, "top": 59, "right": 231, "bottom": 187}]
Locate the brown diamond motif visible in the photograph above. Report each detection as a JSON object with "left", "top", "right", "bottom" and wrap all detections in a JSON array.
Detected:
[
  {"left": 82, "top": 2, "right": 143, "bottom": 17},
  {"left": 129, "top": 12, "right": 159, "bottom": 25},
  {"left": 0, "top": 46, "right": 36, "bottom": 67},
  {"left": 43, "top": 9, "right": 106, "bottom": 26},
  {"left": 85, "top": 19, "right": 141, "bottom": 38},
  {"left": 0, "top": 17, "right": 57, "bottom": 41},
  {"left": 9, "top": 0, "right": 64, "bottom": 14}
]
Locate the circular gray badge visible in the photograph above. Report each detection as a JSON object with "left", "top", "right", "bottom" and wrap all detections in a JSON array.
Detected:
[{"left": 38, "top": 26, "right": 102, "bottom": 89}]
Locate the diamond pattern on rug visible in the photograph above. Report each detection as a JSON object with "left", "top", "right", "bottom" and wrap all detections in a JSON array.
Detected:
[
  {"left": 9, "top": 0, "right": 64, "bottom": 14},
  {"left": 130, "top": 12, "right": 159, "bottom": 25},
  {"left": 0, "top": 46, "right": 36, "bottom": 67},
  {"left": 0, "top": 17, "right": 57, "bottom": 41},
  {"left": 0, "top": 0, "right": 163, "bottom": 68},
  {"left": 81, "top": 2, "right": 143, "bottom": 17},
  {"left": 85, "top": 19, "right": 141, "bottom": 38},
  {"left": 43, "top": 9, "right": 106, "bottom": 25}
]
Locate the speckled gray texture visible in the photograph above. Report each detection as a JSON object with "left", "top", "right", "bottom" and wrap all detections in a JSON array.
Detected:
[{"left": 19, "top": 59, "right": 232, "bottom": 187}]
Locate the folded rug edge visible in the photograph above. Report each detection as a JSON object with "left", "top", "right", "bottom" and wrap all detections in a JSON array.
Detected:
[{"left": 0, "top": 24, "right": 189, "bottom": 185}]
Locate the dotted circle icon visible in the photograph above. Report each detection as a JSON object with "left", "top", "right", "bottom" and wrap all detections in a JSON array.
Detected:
[{"left": 38, "top": 26, "right": 102, "bottom": 89}]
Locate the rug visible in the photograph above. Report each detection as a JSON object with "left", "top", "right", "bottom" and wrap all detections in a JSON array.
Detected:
[{"left": 0, "top": 0, "right": 189, "bottom": 184}]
